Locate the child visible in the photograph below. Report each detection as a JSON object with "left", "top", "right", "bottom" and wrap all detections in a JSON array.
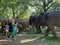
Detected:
[{"left": 5, "top": 22, "right": 9, "bottom": 38}]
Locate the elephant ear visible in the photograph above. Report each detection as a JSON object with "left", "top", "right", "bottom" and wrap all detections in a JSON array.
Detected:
[
  {"left": 38, "top": 12, "right": 48, "bottom": 25},
  {"left": 39, "top": 12, "right": 44, "bottom": 20},
  {"left": 39, "top": 12, "right": 48, "bottom": 20},
  {"left": 44, "top": 13, "right": 48, "bottom": 20}
]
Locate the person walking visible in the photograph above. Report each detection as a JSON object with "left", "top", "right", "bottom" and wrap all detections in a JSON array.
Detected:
[
  {"left": 11, "top": 19, "right": 18, "bottom": 40},
  {"left": 8, "top": 19, "right": 13, "bottom": 38}
]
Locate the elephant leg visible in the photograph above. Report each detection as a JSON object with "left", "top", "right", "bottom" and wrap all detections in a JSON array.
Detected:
[
  {"left": 38, "top": 25, "right": 41, "bottom": 33},
  {"left": 45, "top": 26, "right": 57, "bottom": 38},
  {"left": 50, "top": 27, "right": 57, "bottom": 39},
  {"left": 31, "top": 24, "right": 36, "bottom": 32},
  {"left": 35, "top": 25, "right": 41, "bottom": 33},
  {"left": 44, "top": 27, "right": 50, "bottom": 37}
]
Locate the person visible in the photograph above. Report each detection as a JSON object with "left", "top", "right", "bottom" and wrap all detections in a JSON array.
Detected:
[
  {"left": 5, "top": 22, "right": 9, "bottom": 38},
  {"left": 11, "top": 19, "right": 18, "bottom": 40},
  {"left": 8, "top": 19, "right": 13, "bottom": 38}
]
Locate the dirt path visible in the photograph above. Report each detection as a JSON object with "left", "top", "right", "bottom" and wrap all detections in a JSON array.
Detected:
[{"left": 0, "top": 33, "right": 60, "bottom": 45}]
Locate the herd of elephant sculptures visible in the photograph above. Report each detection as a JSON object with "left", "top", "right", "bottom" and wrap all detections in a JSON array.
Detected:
[{"left": 1, "top": 9, "right": 60, "bottom": 38}]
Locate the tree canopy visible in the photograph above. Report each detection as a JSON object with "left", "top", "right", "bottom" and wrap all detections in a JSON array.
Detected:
[{"left": 0, "top": 0, "right": 60, "bottom": 19}]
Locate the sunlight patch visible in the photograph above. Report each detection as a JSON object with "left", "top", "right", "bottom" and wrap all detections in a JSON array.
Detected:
[
  {"left": 0, "top": 39, "right": 11, "bottom": 42},
  {"left": 41, "top": 38, "right": 46, "bottom": 41},
  {"left": 20, "top": 35, "right": 41, "bottom": 43},
  {"left": 20, "top": 39, "right": 35, "bottom": 43}
]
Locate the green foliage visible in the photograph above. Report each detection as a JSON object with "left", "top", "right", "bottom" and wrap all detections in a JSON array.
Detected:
[{"left": 0, "top": 0, "right": 60, "bottom": 19}]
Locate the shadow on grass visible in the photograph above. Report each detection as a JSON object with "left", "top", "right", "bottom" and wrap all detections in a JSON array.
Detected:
[{"left": 38, "top": 36, "right": 60, "bottom": 41}]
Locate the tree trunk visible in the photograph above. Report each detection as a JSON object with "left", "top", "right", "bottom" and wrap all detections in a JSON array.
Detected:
[
  {"left": 12, "top": 9, "right": 15, "bottom": 19},
  {"left": 43, "top": 0, "right": 52, "bottom": 13},
  {"left": 43, "top": 0, "right": 47, "bottom": 13}
]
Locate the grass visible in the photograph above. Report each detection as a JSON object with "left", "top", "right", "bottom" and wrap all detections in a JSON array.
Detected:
[{"left": 25, "top": 27, "right": 60, "bottom": 42}]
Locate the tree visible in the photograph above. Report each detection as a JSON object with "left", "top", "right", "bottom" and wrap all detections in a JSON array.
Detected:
[
  {"left": 43, "top": 0, "right": 53, "bottom": 13},
  {"left": 0, "top": 0, "right": 60, "bottom": 19}
]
